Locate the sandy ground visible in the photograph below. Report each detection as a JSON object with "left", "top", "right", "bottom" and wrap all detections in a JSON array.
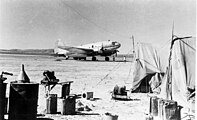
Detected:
[{"left": 0, "top": 54, "right": 195, "bottom": 120}]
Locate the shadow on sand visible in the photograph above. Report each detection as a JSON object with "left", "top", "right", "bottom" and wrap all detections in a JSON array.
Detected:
[
  {"left": 89, "top": 97, "right": 102, "bottom": 101},
  {"left": 37, "top": 118, "right": 54, "bottom": 120},
  {"left": 112, "top": 98, "right": 141, "bottom": 101},
  {"left": 75, "top": 112, "right": 100, "bottom": 116}
]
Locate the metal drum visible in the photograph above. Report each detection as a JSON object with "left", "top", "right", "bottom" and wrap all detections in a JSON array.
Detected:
[{"left": 8, "top": 83, "right": 39, "bottom": 120}]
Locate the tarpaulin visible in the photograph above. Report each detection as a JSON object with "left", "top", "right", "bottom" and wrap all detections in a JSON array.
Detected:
[
  {"left": 131, "top": 43, "right": 164, "bottom": 92},
  {"left": 159, "top": 37, "right": 196, "bottom": 107}
]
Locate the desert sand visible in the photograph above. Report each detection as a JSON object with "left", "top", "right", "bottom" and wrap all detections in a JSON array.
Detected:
[{"left": 0, "top": 54, "right": 194, "bottom": 120}]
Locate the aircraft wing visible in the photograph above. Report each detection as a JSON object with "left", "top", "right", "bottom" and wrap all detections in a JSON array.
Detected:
[
  {"left": 58, "top": 46, "right": 93, "bottom": 52},
  {"left": 58, "top": 46, "right": 95, "bottom": 56},
  {"left": 66, "top": 53, "right": 89, "bottom": 57}
]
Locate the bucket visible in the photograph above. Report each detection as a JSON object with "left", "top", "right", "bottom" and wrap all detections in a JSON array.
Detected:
[
  {"left": 46, "top": 94, "right": 57, "bottom": 114},
  {"left": 86, "top": 92, "right": 93, "bottom": 100},
  {"left": 61, "top": 83, "right": 71, "bottom": 98},
  {"left": 0, "top": 82, "right": 6, "bottom": 120},
  {"left": 8, "top": 82, "right": 39, "bottom": 120},
  {"left": 104, "top": 113, "right": 118, "bottom": 120},
  {"left": 61, "top": 95, "right": 76, "bottom": 115}
]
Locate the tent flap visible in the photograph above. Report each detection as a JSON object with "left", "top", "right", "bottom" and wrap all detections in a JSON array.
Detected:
[
  {"left": 160, "top": 37, "right": 196, "bottom": 107},
  {"left": 131, "top": 43, "right": 164, "bottom": 92}
]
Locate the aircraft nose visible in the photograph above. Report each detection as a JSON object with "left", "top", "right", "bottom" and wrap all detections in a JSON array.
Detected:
[{"left": 116, "top": 42, "right": 121, "bottom": 48}]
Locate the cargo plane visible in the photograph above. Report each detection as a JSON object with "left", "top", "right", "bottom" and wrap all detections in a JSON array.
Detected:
[{"left": 54, "top": 39, "right": 121, "bottom": 61}]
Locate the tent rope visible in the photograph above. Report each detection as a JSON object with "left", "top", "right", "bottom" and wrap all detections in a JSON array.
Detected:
[
  {"left": 124, "top": 62, "right": 133, "bottom": 84},
  {"left": 179, "top": 39, "right": 196, "bottom": 51},
  {"left": 59, "top": 0, "right": 129, "bottom": 39},
  {"left": 137, "top": 59, "right": 162, "bottom": 72},
  {"left": 94, "top": 62, "right": 122, "bottom": 87}
]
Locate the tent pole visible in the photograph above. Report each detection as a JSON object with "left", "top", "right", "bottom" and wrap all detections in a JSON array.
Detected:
[
  {"left": 167, "top": 22, "right": 174, "bottom": 100},
  {"left": 132, "top": 35, "right": 135, "bottom": 54}
]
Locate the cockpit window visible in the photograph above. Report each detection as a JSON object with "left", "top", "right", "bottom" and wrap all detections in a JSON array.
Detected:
[{"left": 112, "top": 42, "right": 116, "bottom": 45}]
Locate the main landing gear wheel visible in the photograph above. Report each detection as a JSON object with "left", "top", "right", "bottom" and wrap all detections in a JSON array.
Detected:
[
  {"left": 92, "top": 57, "right": 96, "bottom": 61},
  {"left": 73, "top": 57, "right": 78, "bottom": 60},
  {"left": 79, "top": 57, "right": 86, "bottom": 60},
  {"left": 105, "top": 57, "right": 109, "bottom": 61}
]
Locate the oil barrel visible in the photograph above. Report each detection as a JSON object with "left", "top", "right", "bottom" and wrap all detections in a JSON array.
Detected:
[{"left": 8, "top": 82, "right": 39, "bottom": 120}]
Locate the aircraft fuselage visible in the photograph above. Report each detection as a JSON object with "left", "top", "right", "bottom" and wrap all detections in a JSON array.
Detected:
[{"left": 54, "top": 40, "right": 121, "bottom": 61}]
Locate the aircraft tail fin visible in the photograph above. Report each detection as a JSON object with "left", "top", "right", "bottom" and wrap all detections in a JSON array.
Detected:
[
  {"left": 55, "top": 39, "right": 65, "bottom": 47},
  {"left": 54, "top": 39, "right": 65, "bottom": 54}
]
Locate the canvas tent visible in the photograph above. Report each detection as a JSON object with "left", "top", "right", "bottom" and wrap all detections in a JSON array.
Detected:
[
  {"left": 159, "top": 37, "right": 196, "bottom": 107},
  {"left": 131, "top": 43, "right": 165, "bottom": 93}
]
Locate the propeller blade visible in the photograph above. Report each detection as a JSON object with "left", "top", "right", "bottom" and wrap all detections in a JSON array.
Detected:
[
  {"left": 115, "top": 50, "right": 118, "bottom": 57},
  {"left": 101, "top": 43, "right": 104, "bottom": 51}
]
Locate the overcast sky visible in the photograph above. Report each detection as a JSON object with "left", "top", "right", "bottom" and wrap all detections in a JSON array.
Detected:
[{"left": 0, "top": 0, "right": 196, "bottom": 53}]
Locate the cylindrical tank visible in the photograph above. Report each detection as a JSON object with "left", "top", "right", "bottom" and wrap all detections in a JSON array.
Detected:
[
  {"left": 46, "top": 94, "right": 57, "bottom": 114},
  {"left": 8, "top": 82, "right": 39, "bottom": 120},
  {"left": 0, "top": 82, "right": 6, "bottom": 120}
]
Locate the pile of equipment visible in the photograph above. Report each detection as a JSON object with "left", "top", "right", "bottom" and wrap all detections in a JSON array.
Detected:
[
  {"left": 112, "top": 85, "right": 129, "bottom": 100},
  {"left": 41, "top": 70, "right": 59, "bottom": 85},
  {"left": 40, "top": 70, "right": 75, "bottom": 115},
  {"left": 1, "top": 64, "right": 39, "bottom": 120},
  {"left": 149, "top": 96, "right": 182, "bottom": 120}
]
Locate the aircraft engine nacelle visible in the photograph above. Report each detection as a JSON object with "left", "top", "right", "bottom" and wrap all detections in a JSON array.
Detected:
[
  {"left": 98, "top": 49, "right": 104, "bottom": 54},
  {"left": 92, "top": 47, "right": 103, "bottom": 55},
  {"left": 98, "top": 49, "right": 118, "bottom": 56}
]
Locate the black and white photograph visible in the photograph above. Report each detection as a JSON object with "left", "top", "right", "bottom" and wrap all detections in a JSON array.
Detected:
[{"left": 0, "top": 0, "right": 196, "bottom": 120}]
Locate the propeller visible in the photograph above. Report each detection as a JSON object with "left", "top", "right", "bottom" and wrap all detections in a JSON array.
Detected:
[
  {"left": 115, "top": 50, "right": 119, "bottom": 57},
  {"left": 101, "top": 43, "right": 104, "bottom": 51},
  {"left": 99, "top": 43, "right": 104, "bottom": 54}
]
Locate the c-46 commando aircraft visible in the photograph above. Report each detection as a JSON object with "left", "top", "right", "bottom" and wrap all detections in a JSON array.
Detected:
[{"left": 54, "top": 39, "right": 121, "bottom": 61}]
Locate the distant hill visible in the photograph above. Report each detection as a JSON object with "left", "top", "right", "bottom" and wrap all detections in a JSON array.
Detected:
[
  {"left": 0, "top": 49, "right": 134, "bottom": 58},
  {"left": 0, "top": 49, "right": 54, "bottom": 55}
]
